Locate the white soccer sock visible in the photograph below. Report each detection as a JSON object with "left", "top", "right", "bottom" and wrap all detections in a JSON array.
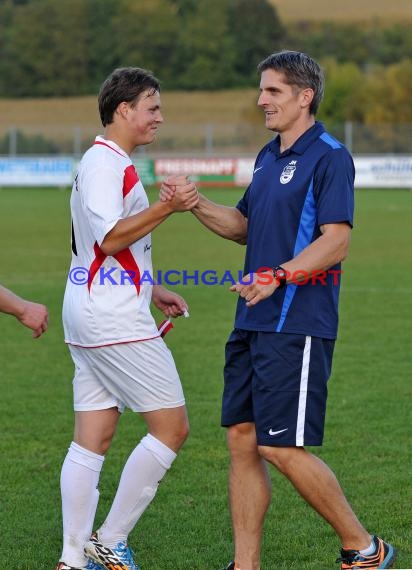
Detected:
[
  {"left": 60, "top": 442, "right": 104, "bottom": 567},
  {"left": 359, "top": 537, "right": 375, "bottom": 555},
  {"left": 98, "top": 433, "right": 176, "bottom": 547}
]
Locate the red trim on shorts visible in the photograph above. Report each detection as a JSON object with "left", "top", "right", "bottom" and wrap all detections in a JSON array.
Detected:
[
  {"left": 158, "top": 319, "right": 174, "bottom": 337},
  {"left": 65, "top": 334, "right": 161, "bottom": 349}
]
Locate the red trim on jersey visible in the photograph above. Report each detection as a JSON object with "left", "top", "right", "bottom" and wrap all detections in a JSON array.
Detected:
[
  {"left": 114, "top": 248, "right": 141, "bottom": 295},
  {"left": 88, "top": 242, "right": 107, "bottom": 292},
  {"left": 65, "top": 334, "right": 161, "bottom": 348},
  {"left": 94, "top": 140, "right": 126, "bottom": 157},
  {"left": 123, "top": 164, "right": 139, "bottom": 198},
  {"left": 87, "top": 243, "right": 141, "bottom": 296}
]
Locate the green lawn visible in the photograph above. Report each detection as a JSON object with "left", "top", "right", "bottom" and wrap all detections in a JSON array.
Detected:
[{"left": 0, "top": 187, "right": 410, "bottom": 569}]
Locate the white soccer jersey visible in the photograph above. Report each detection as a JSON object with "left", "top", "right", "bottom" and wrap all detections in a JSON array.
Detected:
[{"left": 63, "top": 136, "right": 159, "bottom": 347}]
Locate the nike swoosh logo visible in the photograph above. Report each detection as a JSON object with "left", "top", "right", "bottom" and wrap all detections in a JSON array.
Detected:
[
  {"left": 253, "top": 166, "right": 263, "bottom": 174},
  {"left": 268, "top": 428, "right": 288, "bottom": 436}
]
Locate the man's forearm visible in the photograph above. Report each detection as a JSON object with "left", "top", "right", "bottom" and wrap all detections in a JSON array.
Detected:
[
  {"left": 192, "top": 194, "right": 247, "bottom": 244},
  {"left": 101, "top": 201, "right": 174, "bottom": 256},
  {"left": 0, "top": 285, "right": 25, "bottom": 318},
  {"left": 280, "top": 223, "right": 351, "bottom": 282}
]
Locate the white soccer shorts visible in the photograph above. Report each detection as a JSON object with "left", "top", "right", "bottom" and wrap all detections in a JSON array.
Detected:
[{"left": 69, "top": 338, "right": 185, "bottom": 413}]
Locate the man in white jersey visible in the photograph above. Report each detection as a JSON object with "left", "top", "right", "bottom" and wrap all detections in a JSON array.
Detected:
[{"left": 56, "top": 67, "right": 199, "bottom": 570}]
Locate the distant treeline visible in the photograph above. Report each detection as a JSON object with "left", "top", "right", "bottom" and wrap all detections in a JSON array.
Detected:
[{"left": 1, "top": 0, "right": 411, "bottom": 124}]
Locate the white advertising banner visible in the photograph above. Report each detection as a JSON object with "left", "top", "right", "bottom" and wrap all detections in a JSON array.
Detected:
[
  {"left": 235, "top": 158, "right": 255, "bottom": 186},
  {"left": 354, "top": 156, "right": 412, "bottom": 188},
  {"left": 236, "top": 156, "right": 412, "bottom": 188},
  {"left": 0, "top": 155, "right": 411, "bottom": 188},
  {"left": 0, "top": 157, "right": 74, "bottom": 186}
]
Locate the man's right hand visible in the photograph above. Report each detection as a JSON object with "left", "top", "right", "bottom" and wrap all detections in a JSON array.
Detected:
[{"left": 160, "top": 175, "right": 198, "bottom": 211}]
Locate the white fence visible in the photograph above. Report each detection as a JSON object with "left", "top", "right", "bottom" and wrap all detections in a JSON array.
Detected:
[{"left": 1, "top": 122, "right": 412, "bottom": 157}]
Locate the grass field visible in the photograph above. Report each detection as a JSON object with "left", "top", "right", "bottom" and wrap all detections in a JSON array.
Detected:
[
  {"left": 269, "top": 0, "right": 412, "bottom": 22},
  {"left": 0, "top": 187, "right": 411, "bottom": 569}
]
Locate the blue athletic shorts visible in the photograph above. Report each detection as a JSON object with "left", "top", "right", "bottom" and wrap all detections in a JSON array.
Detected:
[{"left": 222, "top": 329, "right": 335, "bottom": 447}]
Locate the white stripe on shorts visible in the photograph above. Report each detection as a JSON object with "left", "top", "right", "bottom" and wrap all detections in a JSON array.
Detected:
[{"left": 296, "top": 335, "right": 312, "bottom": 446}]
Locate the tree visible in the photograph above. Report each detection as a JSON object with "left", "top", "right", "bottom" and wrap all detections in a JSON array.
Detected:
[
  {"left": 228, "top": 0, "right": 285, "bottom": 84},
  {"left": 318, "top": 59, "right": 363, "bottom": 124},
  {"left": 362, "top": 60, "right": 412, "bottom": 124},
  {"left": 1, "top": 0, "right": 411, "bottom": 104},
  {"left": 286, "top": 21, "right": 412, "bottom": 68},
  {"left": 109, "top": 0, "right": 179, "bottom": 89},
  {"left": 173, "top": 0, "right": 239, "bottom": 89},
  {"left": 374, "top": 25, "right": 412, "bottom": 66},
  {"left": 84, "top": 0, "right": 122, "bottom": 92},
  {"left": 1, "top": 0, "right": 89, "bottom": 96}
]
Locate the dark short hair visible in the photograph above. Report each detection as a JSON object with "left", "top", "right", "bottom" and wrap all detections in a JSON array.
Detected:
[
  {"left": 257, "top": 51, "right": 324, "bottom": 115},
  {"left": 98, "top": 67, "right": 160, "bottom": 126}
]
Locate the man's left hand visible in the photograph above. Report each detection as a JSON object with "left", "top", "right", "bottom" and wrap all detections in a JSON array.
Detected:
[
  {"left": 152, "top": 284, "right": 189, "bottom": 317},
  {"left": 229, "top": 271, "right": 278, "bottom": 307}
]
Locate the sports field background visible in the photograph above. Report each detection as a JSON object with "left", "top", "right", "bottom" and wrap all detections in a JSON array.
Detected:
[
  {"left": 0, "top": 187, "right": 410, "bottom": 569},
  {"left": 268, "top": 0, "right": 412, "bottom": 22}
]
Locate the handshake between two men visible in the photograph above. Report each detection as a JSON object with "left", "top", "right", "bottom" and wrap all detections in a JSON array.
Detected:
[{"left": 159, "top": 175, "right": 199, "bottom": 212}]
